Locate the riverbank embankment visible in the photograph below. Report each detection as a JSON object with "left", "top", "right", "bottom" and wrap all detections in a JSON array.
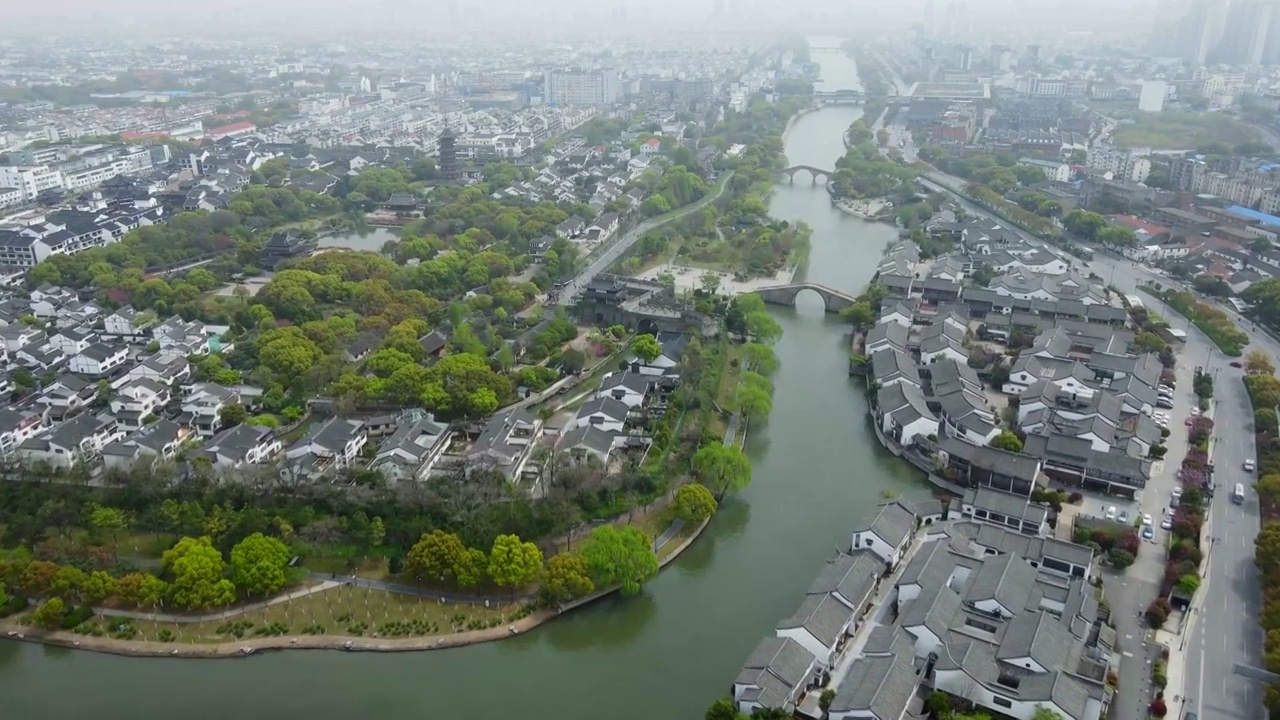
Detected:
[{"left": 0, "top": 514, "right": 715, "bottom": 660}]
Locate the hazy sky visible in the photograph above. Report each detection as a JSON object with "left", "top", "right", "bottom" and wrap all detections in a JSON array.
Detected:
[{"left": 0, "top": 0, "right": 1157, "bottom": 37}]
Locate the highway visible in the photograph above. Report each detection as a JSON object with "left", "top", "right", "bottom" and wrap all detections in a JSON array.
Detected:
[
  {"left": 919, "top": 166, "right": 1267, "bottom": 720},
  {"left": 553, "top": 170, "right": 735, "bottom": 307}
]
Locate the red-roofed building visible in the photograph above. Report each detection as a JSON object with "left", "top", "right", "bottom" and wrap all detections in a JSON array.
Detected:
[
  {"left": 206, "top": 121, "right": 257, "bottom": 141},
  {"left": 1107, "top": 214, "right": 1171, "bottom": 241}
]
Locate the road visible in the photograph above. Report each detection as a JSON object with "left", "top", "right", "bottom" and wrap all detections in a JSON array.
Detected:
[
  {"left": 920, "top": 168, "right": 1266, "bottom": 720},
  {"left": 554, "top": 170, "right": 735, "bottom": 307}
]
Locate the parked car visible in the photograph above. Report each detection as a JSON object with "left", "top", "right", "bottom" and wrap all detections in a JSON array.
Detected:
[
  {"left": 1245, "top": 459, "right": 1256, "bottom": 472},
  {"left": 1118, "top": 510, "right": 1130, "bottom": 524},
  {"left": 1143, "top": 513, "right": 1154, "bottom": 526},
  {"left": 1105, "top": 505, "right": 1117, "bottom": 520},
  {"left": 1230, "top": 361, "right": 1243, "bottom": 369},
  {"left": 1160, "top": 516, "right": 1173, "bottom": 530},
  {"left": 1142, "top": 525, "right": 1155, "bottom": 540}
]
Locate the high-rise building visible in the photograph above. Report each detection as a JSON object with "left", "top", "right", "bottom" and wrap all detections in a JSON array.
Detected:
[
  {"left": 1215, "top": 0, "right": 1276, "bottom": 65},
  {"left": 1172, "top": 0, "right": 1224, "bottom": 66},
  {"left": 1139, "top": 81, "right": 1168, "bottom": 112},
  {"left": 543, "top": 69, "right": 621, "bottom": 106}
]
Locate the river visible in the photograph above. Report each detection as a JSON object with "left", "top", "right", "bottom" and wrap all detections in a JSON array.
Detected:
[{"left": 0, "top": 38, "right": 926, "bottom": 720}]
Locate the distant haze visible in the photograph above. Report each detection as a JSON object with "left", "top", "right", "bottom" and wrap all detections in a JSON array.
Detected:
[{"left": 1, "top": 0, "right": 1158, "bottom": 38}]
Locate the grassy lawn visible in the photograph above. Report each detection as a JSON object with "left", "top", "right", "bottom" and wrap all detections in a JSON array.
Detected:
[
  {"left": 1112, "top": 111, "right": 1259, "bottom": 149},
  {"left": 56, "top": 585, "right": 522, "bottom": 644}
]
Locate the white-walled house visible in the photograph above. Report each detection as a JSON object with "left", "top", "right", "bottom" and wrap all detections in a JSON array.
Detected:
[
  {"left": 110, "top": 378, "right": 170, "bottom": 431},
  {"left": 69, "top": 343, "right": 127, "bottom": 376},
  {"left": 851, "top": 501, "right": 917, "bottom": 567},
  {"left": 573, "top": 396, "right": 630, "bottom": 433},
  {"left": 826, "top": 654, "right": 920, "bottom": 720},
  {"left": 595, "top": 372, "right": 650, "bottom": 408},
  {"left": 16, "top": 413, "right": 123, "bottom": 469},
  {"left": 103, "top": 306, "right": 156, "bottom": 339},
  {"left": 284, "top": 417, "right": 368, "bottom": 478},
  {"left": 876, "top": 382, "right": 939, "bottom": 448},
  {"left": 371, "top": 415, "right": 451, "bottom": 483},
  {"left": 774, "top": 592, "right": 856, "bottom": 668},
  {"left": 197, "top": 424, "right": 282, "bottom": 469},
  {"left": 182, "top": 383, "right": 240, "bottom": 437},
  {"left": 732, "top": 637, "right": 820, "bottom": 715},
  {"left": 101, "top": 419, "right": 193, "bottom": 472},
  {"left": 0, "top": 408, "right": 47, "bottom": 458}
]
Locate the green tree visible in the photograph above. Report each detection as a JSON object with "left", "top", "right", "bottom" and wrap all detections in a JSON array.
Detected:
[
  {"left": 692, "top": 444, "right": 753, "bottom": 496},
  {"left": 1247, "top": 350, "right": 1276, "bottom": 376},
  {"left": 736, "top": 383, "right": 773, "bottom": 419},
  {"left": 741, "top": 342, "right": 779, "bottom": 375},
  {"left": 1177, "top": 573, "right": 1201, "bottom": 594},
  {"left": 487, "top": 534, "right": 543, "bottom": 590},
  {"left": 745, "top": 311, "right": 783, "bottom": 345},
  {"left": 990, "top": 431, "right": 1024, "bottom": 453},
  {"left": 50, "top": 565, "right": 87, "bottom": 601},
  {"left": 218, "top": 402, "right": 248, "bottom": 428},
  {"left": 541, "top": 552, "right": 595, "bottom": 603},
  {"left": 33, "top": 597, "right": 66, "bottom": 630},
  {"left": 162, "top": 536, "right": 236, "bottom": 609},
  {"left": 80, "top": 570, "right": 117, "bottom": 605},
  {"left": 839, "top": 300, "right": 875, "bottom": 329},
  {"left": 579, "top": 525, "right": 659, "bottom": 595},
  {"left": 229, "top": 532, "right": 291, "bottom": 597},
  {"left": 84, "top": 503, "right": 130, "bottom": 549},
  {"left": 1133, "top": 331, "right": 1169, "bottom": 354},
  {"left": 1063, "top": 209, "right": 1107, "bottom": 240},
  {"left": 1030, "top": 706, "right": 1066, "bottom": 720},
  {"left": 705, "top": 698, "right": 740, "bottom": 720},
  {"left": 405, "top": 530, "right": 486, "bottom": 587},
  {"left": 632, "top": 333, "right": 662, "bottom": 363},
  {"left": 674, "top": 484, "right": 719, "bottom": 523}
]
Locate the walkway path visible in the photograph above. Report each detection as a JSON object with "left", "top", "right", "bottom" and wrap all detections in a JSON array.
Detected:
[{"left": 93, "top": 581, "right": 342, "bottom": 624}]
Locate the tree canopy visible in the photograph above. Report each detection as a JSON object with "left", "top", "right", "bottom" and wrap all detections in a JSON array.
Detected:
[{"left": 579, "top": 525, "right": 659, "bottom": 595}]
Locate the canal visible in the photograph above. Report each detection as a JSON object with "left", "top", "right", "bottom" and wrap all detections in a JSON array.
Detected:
[{"left": 0, "top": 38, "right": 927, "bottom": 720}]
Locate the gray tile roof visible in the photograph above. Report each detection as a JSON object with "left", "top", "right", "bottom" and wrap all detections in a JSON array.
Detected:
[
  {"left": 827, "top": 654, "right": 918, "bottom": 719},
  {"left": 965, "top": 486, "right": 1049, "bottom": 527},
  {"left": 735, "top": 636, "right": 815, "bottom": 702},
  {"left": 776, "top": 592, "right": 853, "bottom": 649},
  {"left": 993, "top": 602, "right": 1075, "bottom": 671},
  {"left": 964, "top": 552, "right": 1040, "bottom": 616},
  {"left": 807, "top": 551, "right": 881, "bottom": 609},
  {"left": 901, "top": 584, "right": 963, "bottom": 639},
  {"left": 559, "top": 424, "right": 616, "bottom": 456},
  {"left": 860, "top": 625, "right": 915, "bottom": 659},
  {"left": 862, "top": 501, "right": 917, "bottom": 548},
  {"left": 870, "top": 348, "right": 920, "bottom": 385},
  {"left": 577, "top": 396, "right": 630, "bottom": 421}
]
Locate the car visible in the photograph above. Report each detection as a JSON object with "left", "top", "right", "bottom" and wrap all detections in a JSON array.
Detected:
[
  {"left": 1246, "top": 459, "right": 1256, "bottom": 472},
  {"left": 1172, "top": 486, "right": 1183, "bottom": 499},
  {"left": 1230, "top": 361, "right": 1243, "bottom": 369},
  {"left": 1157, "top": 398, "right": 1175, "bottom": 409},
  {"left": 1161, "top": 516, "right": 1173, "bottom": 530},
  {"left": 1143, "top": 513, "right": 1154, "bottom": 526},
  {"left": 1105, "top": 505, "right": 1117, "bottom": 520},
  {"left": 1118, "top": 510, "right": 1130, "bottom": 524},
  {"left": 1142, "top": 525, "right": 1155, "bottom": 540}
]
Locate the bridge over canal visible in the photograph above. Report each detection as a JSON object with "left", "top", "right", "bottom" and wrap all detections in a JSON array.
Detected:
[{"left": 754, "top": 282, "right": 859, "bottom": 314}]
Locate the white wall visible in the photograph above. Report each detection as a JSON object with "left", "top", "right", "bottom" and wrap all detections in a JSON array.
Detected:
[{"left": 852, "top": 530, "right": 901, "bottom": 566}]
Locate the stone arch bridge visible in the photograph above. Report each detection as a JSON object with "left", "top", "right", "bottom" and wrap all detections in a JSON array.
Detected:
[
  {"left": 753, "top": 283, "right": 858, "bottom": 314},
  {"left": 780, "top": 165, "right": 835, "bottom": 183}
]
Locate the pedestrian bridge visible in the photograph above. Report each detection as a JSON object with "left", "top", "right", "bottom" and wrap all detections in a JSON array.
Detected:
[
  {"left": 754, "top": 283, "right": 858, "bottom": 314},
  {"left": 780, "top": 165, "right": 835, "bottom": 183}
]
